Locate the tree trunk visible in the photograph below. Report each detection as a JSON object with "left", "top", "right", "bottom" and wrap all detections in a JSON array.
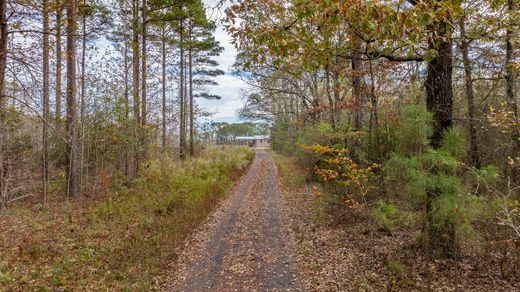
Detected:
[
  {"left": 43, "top": 0, "right": 50, "bottom": 205},
  {"left": 425, "top": 40, "right": 453, "bottom": 148},
  {"left": 124, "top": 40, "right": 129, "bottom": 119},
  {"left": 325, "top": 64, "right": 336, "bottom": 130},
  {"left": 141, "top": 0, "right": 147, "bottom": 158},
  {"left": 132, "top": 0, "right": 140, "bottom": 173},
  {"left": 65, "top": 0, "right": 80, "bottom": 197},
  {"left": 424, "top": 16, "right": 455, "bottom": 258},
  {"left": 351, "top": 36, "right": 363, "bottom": 131},
  {"left": 0, "top": 0, "right": 6, "bottom": 209},
  {"left": 80, "top": 0, "right": 86, "bottom": 123},
  {"left": 179, "top": 18, "right": 186, "bottom": 159},
  {"left": 505, "top": 0, "right": 519, "bottom": 149},
  {"left": 459, "top": 20, "right": 480, "bottom": 168},
  {"left": 132, "top": 0, "right": 140, "bottom": 124},
  {"left": 0, "top": 0, "right": 6, "bottom": 109},
  {"left": 123, "top": 38, "right": 130, "bottom": 176},
  {"left": 189, "top": 23, "right": 194, "bottom": 156},
  {"left": 162, "top": 26, "right": 167, "bottom": 151},
  {"left": 55, "top": 0, "right": 62, "bottom": 123},
  {"left": 79, "top": 0, "right": 87, "bottom": 193}
]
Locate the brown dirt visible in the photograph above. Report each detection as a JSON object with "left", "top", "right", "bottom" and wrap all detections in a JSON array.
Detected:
[{"left": 164, "top": 149, "right": 302, "bottom": 291}]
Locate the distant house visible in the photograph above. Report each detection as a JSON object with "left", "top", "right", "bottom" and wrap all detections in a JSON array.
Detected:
[{"left": 235, "top": 135, "right": 270, "bottom": 148}]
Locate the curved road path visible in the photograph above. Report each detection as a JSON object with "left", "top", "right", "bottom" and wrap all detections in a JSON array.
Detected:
[{"left": 166, "top": 149, "right": 302, "bottom": 291}]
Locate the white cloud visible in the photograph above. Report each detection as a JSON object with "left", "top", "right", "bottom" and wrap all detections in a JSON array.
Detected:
[
  {"left": 197, "top": 0, "right": 245, "bottom": 122},
  {"left": 197, "top": 74, "right": 246, "bottom": 119}
]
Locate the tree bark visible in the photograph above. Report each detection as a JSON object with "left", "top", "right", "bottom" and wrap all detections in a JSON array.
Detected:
[
  {"left": 124, "top": 40, "right": 129, "bottom": 119},
  {"left": 80, "top": 0, "right": 86, "bottom": 124},
  {"left": 0, "top": 0, "right": 6, "bottom": 209},
  {"left": 459, "top": 20, "right": 480, "bottom": 168},
  {"left": 325, "top": 64, "right": 336, "bottom": 130},
  {"left": 141, "top": 0, "right": 148, "bottom": 159},
  {"left": 55, "top": 0, "right": 63, "bottom": 123},
  {"left": 424, "top": 9, "right": 456, "bottom": 258},
  {"left": 189, "top": 22, "right": 194, "bottom": 156},
  {"left": 79, "top": 0, "right": 87, "bottom": 193},
  {"left": 162, "top": 26, "right": 167, "bottom": 150},
  {"left": 43, "top": 0, "right": 50, "bottom": 205},
  {"left": 132, "top": 0, "right": 140, "bottom": 124},
  {"left": 132, "top": 0, "right": 140, "bottom": 173},
  {"left": 65, "top": 0, "right": 80, "bottom": 197},
  {"left": 425, "top": 39, "right": 453, "bottom": 148},
  {"left": 351, "top": 36, "right": 363, "bottom": 131},
  {"left": 123, "top": 38, "right": 130, "bottom": 176},
  {"left": 179, "top": 18, "right": 186, "bottom": 159},
  {"left": 505, "top": 0, "right": 519, "bottom": 149}
]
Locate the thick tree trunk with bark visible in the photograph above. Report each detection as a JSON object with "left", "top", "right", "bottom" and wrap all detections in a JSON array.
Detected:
[
  {"left": 425, "top": 39, "right": 453, "bottom": 148},
  {"left": 65, "top": 0, "right": 80, "bottom": 197},
  {"left": 459, "top": 20, "right": 480, "bottom": 168},
  {"left": 424, "top": 17, "right": 456, "bottom": 258}
]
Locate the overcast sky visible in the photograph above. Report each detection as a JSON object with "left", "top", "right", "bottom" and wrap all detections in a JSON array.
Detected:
[{"left": 197, "top": 0, "right": 246, "bottom": 123}]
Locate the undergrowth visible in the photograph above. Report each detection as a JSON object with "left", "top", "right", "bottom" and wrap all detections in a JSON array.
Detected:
[{"left": 0, "top": 146, "right": 254, "bottom": 290}]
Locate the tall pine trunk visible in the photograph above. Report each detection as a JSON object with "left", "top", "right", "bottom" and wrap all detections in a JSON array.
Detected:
[
  {"left": 132, "top": 0, "right": 140, "bottom": 173},
  {"left": 141, "top": 0, "right": 148, "bottom": 159},
  {"left": 123, "top": 37, "right": 130, "bottom": 176},
  {"left": 43, "top": 0, "right": 50, "bottom": 205},
  {"left": 179, "top": 18, "right": 186, "bottom": 159},
  {"left": 55, "top": 0, "right": 62, "bottom": 124},
  {"left": 162, "top": 26, "right": 167, "bottom": 150},
  {"left": 65, "top": 0, "right": 80, "bottom": 197},
  {"left": 189, "top": 23, "right": 194, "bottom": 156},
  {"left": 80, "top": 0, "right": 87, "bottom": 193},
  {"left": 0, "top": 0, "right": 6, "bottom": 209}
]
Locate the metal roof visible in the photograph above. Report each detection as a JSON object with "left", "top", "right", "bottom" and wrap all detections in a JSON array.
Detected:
[{"left": 235, "top": 135, "right": 269, "bottom": 140}]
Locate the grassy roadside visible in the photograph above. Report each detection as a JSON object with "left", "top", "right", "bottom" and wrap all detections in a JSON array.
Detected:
[{"left": 0, "top": 146, "right": 255, "bottom": 291}]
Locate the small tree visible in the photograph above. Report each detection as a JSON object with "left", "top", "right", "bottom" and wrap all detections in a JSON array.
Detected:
[{"left": 384, "top": 105, "right": 489, "bottom": 258}]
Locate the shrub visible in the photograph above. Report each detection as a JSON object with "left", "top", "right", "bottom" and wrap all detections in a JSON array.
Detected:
[
  {"left": 384, "top": 105, "right": 495, "bottom": 258},
  {"left": 301, "top": 144, "right": 379, "bottom": 212}
]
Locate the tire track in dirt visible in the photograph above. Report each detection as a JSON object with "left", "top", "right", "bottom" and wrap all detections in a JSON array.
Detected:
[{"left": 166, "top": 149, "right": 302, "bottom": 291}]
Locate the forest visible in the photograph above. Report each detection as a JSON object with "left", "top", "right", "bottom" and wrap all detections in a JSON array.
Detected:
[{"left": 0, "top": 0, "right": 520, "bottom": 290}]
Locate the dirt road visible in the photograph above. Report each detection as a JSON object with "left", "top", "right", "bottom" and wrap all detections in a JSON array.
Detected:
[{"left": 166, "top": 149, "right": 302, "bottom": 291}]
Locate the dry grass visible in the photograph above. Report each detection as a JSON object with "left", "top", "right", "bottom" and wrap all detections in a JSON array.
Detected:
[{"left": 0, "top": 146, "right": 254, "bottom": 291}]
